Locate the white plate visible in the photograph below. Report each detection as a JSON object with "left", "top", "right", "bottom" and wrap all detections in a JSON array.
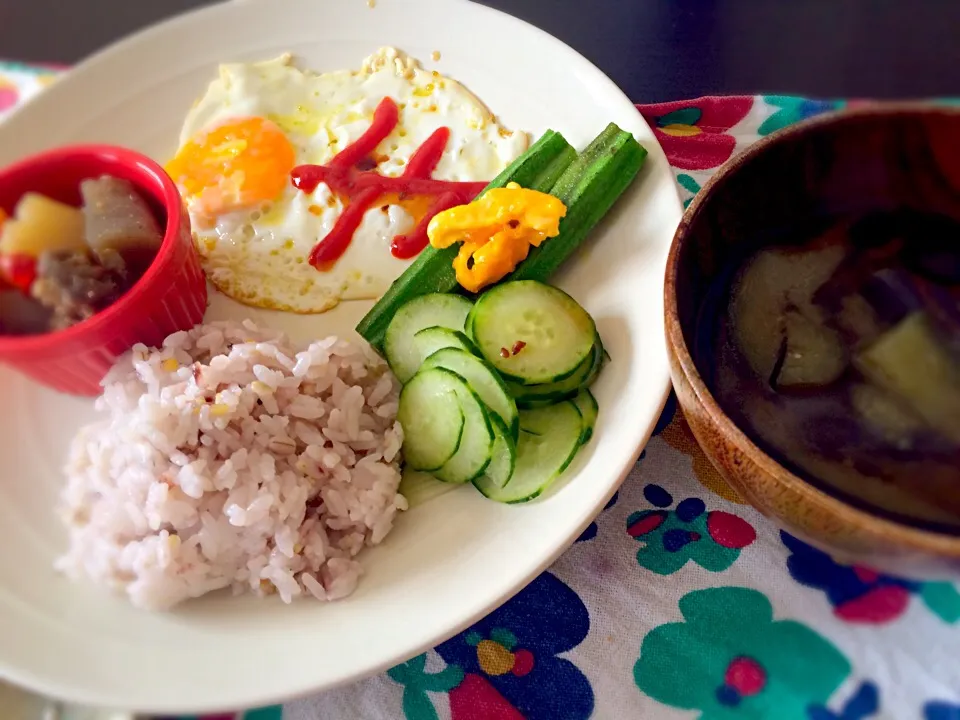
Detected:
[
  {"left": 0, "top": 0, "right": 681, "bottom": 712},
  {"left": 0, "top": 680, "right": 134, "bottom": 720}
]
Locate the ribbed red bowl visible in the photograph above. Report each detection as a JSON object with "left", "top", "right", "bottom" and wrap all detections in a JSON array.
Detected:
[{"left": 0, "top": 145, "right": 207, "bottom": 395}]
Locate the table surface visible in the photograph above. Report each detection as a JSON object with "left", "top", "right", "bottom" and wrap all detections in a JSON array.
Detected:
[{"left": 1, "top": 0, "right": 958, "bottom": 102}]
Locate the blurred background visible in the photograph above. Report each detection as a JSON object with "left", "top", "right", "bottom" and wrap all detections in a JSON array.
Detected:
[{"left": 1, "top": 0, "right": 958, "bottom": 101}]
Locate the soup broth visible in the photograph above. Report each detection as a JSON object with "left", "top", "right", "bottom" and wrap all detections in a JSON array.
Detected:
[{"left": 699, "top": 209, "right": 960, "bottom": 531}]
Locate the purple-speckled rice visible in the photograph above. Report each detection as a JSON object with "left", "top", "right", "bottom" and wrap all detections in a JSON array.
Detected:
[{"left": 56, "top": 320, "right": 406, "bottom": 610}]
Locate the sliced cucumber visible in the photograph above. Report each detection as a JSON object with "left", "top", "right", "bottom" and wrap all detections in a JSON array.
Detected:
[
  {"left": 464, "top": 309, "right": 476, "bottom": 343},
  {"left": 397, "top": 369, "right": 466, "bottom": 471},
  {"left": 414, "top": 326, "right": 476, "bottom": 364},
  {"left": 506, "top": 339, "right": 600, "bottom": 408},
  {"left": 473, "top": 401, "right": 583, "bottom": 503},
  {"left": 571, "top": 388, "right": 599, "bottom": 444},
  {"left": 478, "top": 414, "right": 517, "bottom": 489},
  {"left": 469, "top": 280, "right": 596, "bottom": 386},
  {"left": 421, "top": 347, "right": 520, "bottom": 440},
  {"left": 434, "top": 371, "right": 495, "bottom": 484},
  {"left": 399, "top": 468, "right": 458, "bottom": 508},
  {"left": 384, "top": 294, "right": 473, "bottom": 383}
]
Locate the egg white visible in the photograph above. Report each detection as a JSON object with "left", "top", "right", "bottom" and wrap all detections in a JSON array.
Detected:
[{"left": 177, "top": 48, "right": 528, "bottom": 313}]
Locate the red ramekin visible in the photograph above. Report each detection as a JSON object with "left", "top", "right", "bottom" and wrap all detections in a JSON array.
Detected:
[{"left": 0, "top": 145, "right": 207, "bottom": 395}]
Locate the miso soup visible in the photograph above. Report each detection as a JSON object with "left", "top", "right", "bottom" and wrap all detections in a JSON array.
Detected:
[{"left": 699, "top": 209, "right": 960, "bottom": 531}]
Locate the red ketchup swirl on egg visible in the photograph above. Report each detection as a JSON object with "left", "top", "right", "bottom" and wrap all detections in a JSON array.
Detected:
[{"left": 290, "top": 97, "right": 488, "bottom": 269}]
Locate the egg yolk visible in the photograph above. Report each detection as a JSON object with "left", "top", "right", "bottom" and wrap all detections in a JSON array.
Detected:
[
  {"left": 166, "top": 117, "right": 296, "bottom": 218},
  {"left": 427, "top": 182, "right": 566, "bottom": 293}
]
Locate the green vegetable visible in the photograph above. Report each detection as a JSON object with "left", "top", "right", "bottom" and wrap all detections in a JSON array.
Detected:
[
  {"left": 508, "top": 125, "right": 647, "bottom": 283},
  {"left": 467, "top": 280, "right": 597, "bottom": 386},
  {"left": 472, "top": 401, "right": 585, "bottom": 503},
  {"left": 356, "top": 130, "right": 576, "bottom": 350},
  {"left": 549, "top": 122, "right": 621, "bottom": 200},
  {"left": 571, "top": 388, "right": 599, "bottom": 445},
  {"left": 531, "top": 144, "right": 578, "bottom": 193},
  {"left": 477, "top": 414, "right": 518, "bottom": 489},
  {"left": 505, "top": 334, "right": 603, "bottom": 408},
  {"left": 383, "top": 292, "right": 473, "bottom": 383},
  {"left": 389, "top": 281, "right": 606, "bottom": 504},
  {"left": 421, "top": 347, "right": 520, "bottom": 441},
  {"left": 432, "top": 373, "right": 496, "bottom": 484},
  {"left": 397, "top": 369, "right": 466, "bottom": 471},
  {"left": 486, "top": 130, "right": 576, "bottom": 191}
]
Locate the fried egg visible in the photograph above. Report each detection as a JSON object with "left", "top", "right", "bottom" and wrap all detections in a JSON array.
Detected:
[{"left": 166, "top": 48, "right": 528, "bottom": 313}]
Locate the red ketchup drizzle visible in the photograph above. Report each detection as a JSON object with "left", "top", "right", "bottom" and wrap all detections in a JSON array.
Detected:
[{"left": 290, "top": 97, "right": 488, "bottom": 269}]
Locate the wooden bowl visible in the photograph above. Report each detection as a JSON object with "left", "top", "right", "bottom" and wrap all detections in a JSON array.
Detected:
[{"left": 664, "top": 104, "right": 960, "bottom": 578}]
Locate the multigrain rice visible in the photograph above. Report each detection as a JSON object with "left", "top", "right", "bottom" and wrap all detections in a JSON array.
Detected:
[{"left": 56, "top": 320, "right": 406, "bottom": 610}]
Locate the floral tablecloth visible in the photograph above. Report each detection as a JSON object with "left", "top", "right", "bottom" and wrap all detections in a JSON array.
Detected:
[{"left": 3, "top": 62, "right": 960, "bottom": 720}]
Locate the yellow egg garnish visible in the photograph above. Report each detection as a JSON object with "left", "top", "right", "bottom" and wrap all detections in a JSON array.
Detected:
[
  {"left": 165, "top": 116, "right": 296, "bottom": 218},
  {"left": 427, "top": 182, "right": 566, "bottom": 293}
]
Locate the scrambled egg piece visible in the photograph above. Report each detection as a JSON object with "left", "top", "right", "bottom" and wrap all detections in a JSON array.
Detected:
[{"left": 427, "top": 182, "right": 566, "bottom": 293}]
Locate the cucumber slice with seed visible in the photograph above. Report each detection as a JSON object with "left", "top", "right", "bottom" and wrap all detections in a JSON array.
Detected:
[
  {"left": 414, "top": 326, "right": 477, "bottom": 361},
  {"left": 506, "top": 338, "right": 601, "bottom": 408},
  {"left": 384, "top": 293, "right": 473, "bottom": 383},
  {"left": 571, "top": 388, "right": 599, "bottom": 444},
  {"left": 479, "top": 414, "right": 517, "bottom": 489},
  {"left": 473, "top": 401, "right": 583, "bottom": 503},
  {"left": 468, "top": 280, "right": 596, "bottom": 386},
  {"left": 398, "top": 369, "right": 466, "bottom": 471},
  {"left": 421, "top": 347, "right": 520, "bottom": 440},
  {"left": 434, "top": 371, "right": 495, "bottom": 484}
]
